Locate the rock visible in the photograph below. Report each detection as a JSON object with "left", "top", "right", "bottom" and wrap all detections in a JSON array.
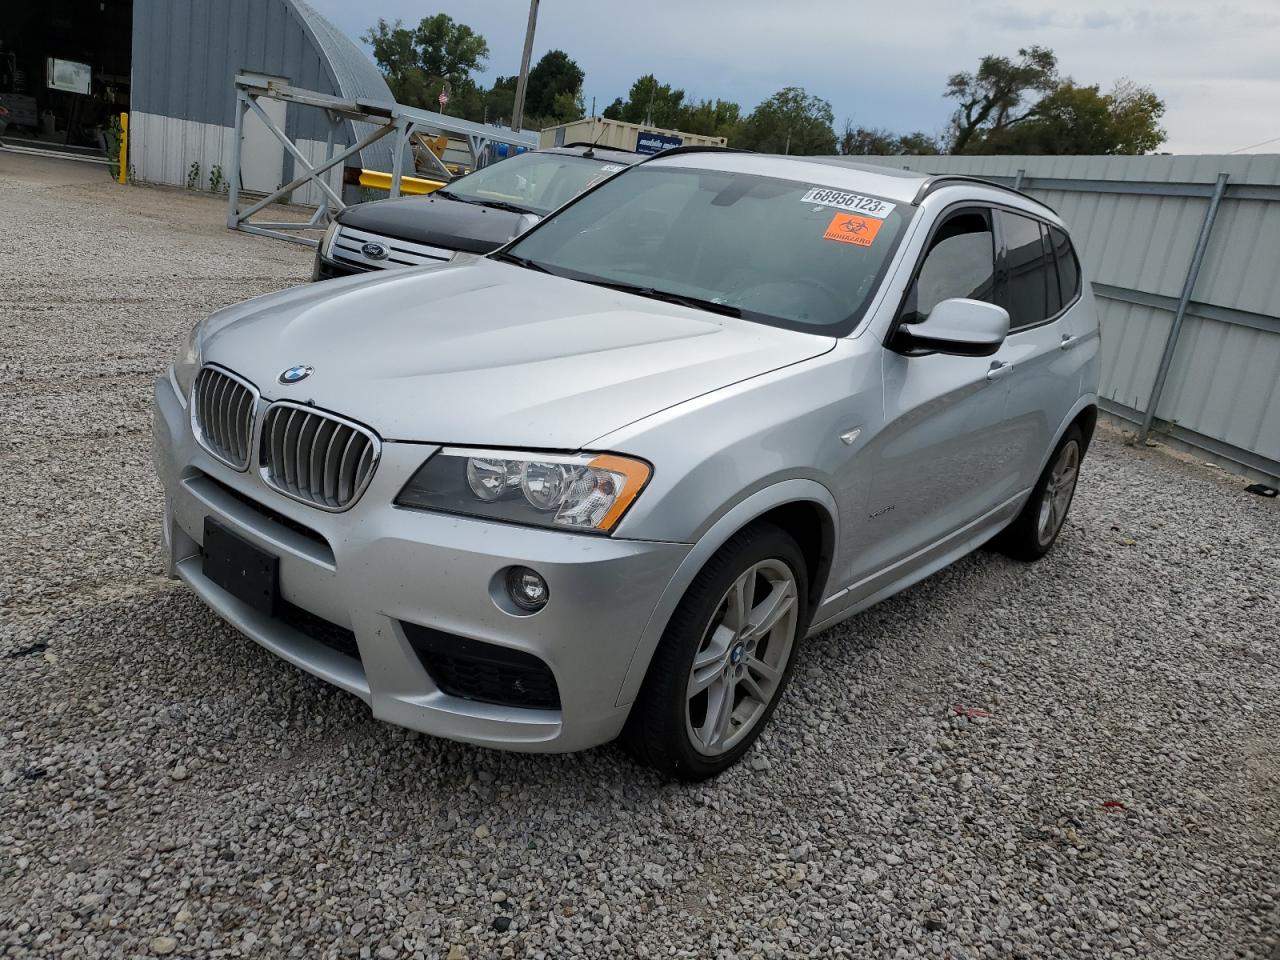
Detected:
[{"left": 149, "top": 937, "right": 178, "bottom": 955}]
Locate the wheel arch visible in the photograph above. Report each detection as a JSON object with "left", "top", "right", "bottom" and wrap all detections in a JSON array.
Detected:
[{"left": 613, "top": 479, "right": 839, "bottom": 709}]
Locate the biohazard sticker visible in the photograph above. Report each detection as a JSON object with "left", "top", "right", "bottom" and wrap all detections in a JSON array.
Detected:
[
  {"left": 823, "top": 213, "right": 882, "bottom": 247},
  {"left": 801, "top": 188, "right": 895, "bottom": 219}
]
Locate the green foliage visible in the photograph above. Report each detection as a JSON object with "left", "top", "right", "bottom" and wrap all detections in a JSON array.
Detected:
[
  {"left": 973, "top": 81, "right": 1165, "bottom": 155},
  {"left": 364, "top": 14, "right": 489, "bottom": 111},
  {"left": 186, "top": 162, "right": 201, "bottom": 191},
  {"left": 526, "top": 51, "right": 585, "bottom": 120},
  {"left": 597, "top": 76, "right": 739, "bottom": 140},
  {"left": 104, "top": 115, "right": 124, "bottom": 181},
  {"left": 209, "top": 165, "right": 227, "bottom": 193},
  {"left": 838, "top": 123, "right": 940, "bottom": 156},
  {"left": 945, "top": 45, "right": 1058, "bottom": 154},
  {"left": 736, "top": 87, "right": 836, "bottom": 155},
  {"left": 615, "top": 75, "right": 687, "bottom": 128},
  {"left": 680, "top": 99, "right": 742, "bottom": 141}
]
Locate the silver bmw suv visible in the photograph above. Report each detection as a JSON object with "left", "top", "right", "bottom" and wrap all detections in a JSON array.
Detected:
[{"left": 153, "top": 150, "right": 1099, "bottom": 780}]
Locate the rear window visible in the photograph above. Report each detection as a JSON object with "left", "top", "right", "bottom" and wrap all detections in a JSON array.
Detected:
[{"left": 1048, "top": 225, "right": 1081, "bottom": 305}]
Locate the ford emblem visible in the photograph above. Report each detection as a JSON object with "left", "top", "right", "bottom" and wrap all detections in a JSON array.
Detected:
[
  {"left": 361, "top": 241, "right": 389, "bottom": 260},
  {"left": 278, "top": 364, "right": 314, "bottom": 384}
]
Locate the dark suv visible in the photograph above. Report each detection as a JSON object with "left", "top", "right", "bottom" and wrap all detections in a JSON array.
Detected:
[{"left": 313, "top": 145, "right": 638, "bottom": 280}]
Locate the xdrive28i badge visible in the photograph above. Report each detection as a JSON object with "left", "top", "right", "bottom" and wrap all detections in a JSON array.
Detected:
[{"left": 278, "top": 365, "right": 313, "bottom": 384}]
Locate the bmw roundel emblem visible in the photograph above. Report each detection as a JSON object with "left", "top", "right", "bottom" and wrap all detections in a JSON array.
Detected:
[
  {"left": 361, "top": 241, "right": 389, "bottom": 260},
  {"left": 278, "top": 364, "right": 314, "bottom": 384}
]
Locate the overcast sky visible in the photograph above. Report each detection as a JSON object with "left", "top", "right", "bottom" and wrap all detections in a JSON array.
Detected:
[{"left": 308, "top": 0, "right": 1280, "bottom": 154}]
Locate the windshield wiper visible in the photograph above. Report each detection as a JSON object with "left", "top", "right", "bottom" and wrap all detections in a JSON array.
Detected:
[
  {"left": 580, "top": 279, "right": 742, "bottom": 318},
  {"left": 490, "top": 251, "right": 555, "bottom": 274},
  {"left": 434, "top": 189, "right": 535, "bottom": 216},
  {"left": 475, "top": 199, "right": 538, "bottom": 215}
]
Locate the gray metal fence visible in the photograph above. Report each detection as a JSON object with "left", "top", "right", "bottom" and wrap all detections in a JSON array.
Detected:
[{"left": 851, "top": 153, "right": 1280, "bottom": 484}]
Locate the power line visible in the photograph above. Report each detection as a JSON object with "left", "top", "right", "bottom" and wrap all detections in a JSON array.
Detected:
[{"left": 1227, "top": 133, "right": 1280, "bottom": 154}]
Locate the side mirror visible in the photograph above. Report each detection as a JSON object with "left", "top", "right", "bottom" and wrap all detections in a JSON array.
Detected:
[{"left": 891, "top": 298, "right": 1010, "bottom": 357}]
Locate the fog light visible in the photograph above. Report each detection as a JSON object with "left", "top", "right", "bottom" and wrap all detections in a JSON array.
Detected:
[{"left": 506, "top": 566, "right": 549, "bottom": 612}]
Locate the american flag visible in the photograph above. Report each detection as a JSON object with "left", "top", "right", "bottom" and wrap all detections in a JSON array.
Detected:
[{"left": 438, "top": 89, "right": 449, "bottom": 107}]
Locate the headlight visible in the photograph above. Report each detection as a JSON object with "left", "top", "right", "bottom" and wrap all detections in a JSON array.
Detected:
[
  {"left": 319, "top": 217, "right": 339, "bottom": 257},
  {"left": 172, "top": 322, "right": 202, "bottom": 402},
  {"left": 396, "top": 448, "right": 652, "bottom": 534}
]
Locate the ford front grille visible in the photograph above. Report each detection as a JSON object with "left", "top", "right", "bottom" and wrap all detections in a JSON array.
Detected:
[
  {"left": 259, "top": 402, "right": 380, "bottom": 511},
  {"left": 191, "top": 366, "right": 258, "bottom": 471},
  {"left": 330, "top": 225, "right": 455, "bottom": 271}
]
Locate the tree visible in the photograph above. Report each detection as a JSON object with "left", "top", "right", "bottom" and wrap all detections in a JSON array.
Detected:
[
  {"left": 364, "top": 15, "right": 489, "bottom": 111},
  {"left": 550, "top": 89, "right": 586, "bottom": 123},
  {"left": 681, "top": 98, "right": 742, "bottom": 141},
  {"left": 944, "top": 45, "right": 1058, "bottom": 154},
  {"left": 601, "top": 97, "right": 624, "bottom": 120},
  {"left": 737, "top": 87, "right": 836, "bottom": 155},
  {"left": 616, "top": 75, "right": 687, "bottom": 128},
  {"left": 484, "top": 76, "right": 518, "bottom": 125},
  {"left": 410, "top": 14, "right": 489, "bottom": 84},
  {"left": 525, "top": 50, "right": 585, "bottom": 120},
  {"left": 837, "top": 123, "right": 941, "bottom": 156},
  {"left": 976, "top": 81, "right": 1165, "bottom": 155}
]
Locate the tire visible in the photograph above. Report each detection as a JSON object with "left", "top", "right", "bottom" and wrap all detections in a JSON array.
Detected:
[
  {"left": 993, "top": 424, "right": 1084, "bottom": 561},
  {"left": 623, "top": 523, "right": 809, "bottom": 782}
]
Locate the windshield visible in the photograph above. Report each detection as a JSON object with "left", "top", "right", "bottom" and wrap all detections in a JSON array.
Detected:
[
  {"left": 437, "top": 152, "right": 628, "bottom": 216},
  {"left": 504, "top": 164, "right": 913, "bottom": 333}
]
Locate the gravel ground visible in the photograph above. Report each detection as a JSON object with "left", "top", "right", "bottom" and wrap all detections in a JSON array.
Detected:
[{"left": 2, "top": 153, "right": 1277, "bottom": 960}]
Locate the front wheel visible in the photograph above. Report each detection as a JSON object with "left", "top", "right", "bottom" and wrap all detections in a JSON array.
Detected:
[
  {"left": 623, "top": 523, "right": 808, "bottom": 781},
  {"left": 994, "top": 425, "right": 1084, "bottom": 561}
]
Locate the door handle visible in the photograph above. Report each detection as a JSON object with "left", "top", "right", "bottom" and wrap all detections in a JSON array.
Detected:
[
  {"left": 986, "top": 360, "right": 1013, "bottom": 381},
  {"left": 1060, "top": 333, "right": 1082, "bottom": 350}
]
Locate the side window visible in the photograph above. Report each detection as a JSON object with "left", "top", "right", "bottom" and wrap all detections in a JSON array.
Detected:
[
  {"left": 1042, "top": 224, "right": 1063, "bottom": 317},
  {"left": 902, "top": 209, "right": 995, "bottom": 323},
  {"left": 1048, "top": 225, "right": 1081, "bottom": 305},
  {"left": 998, "top": 211, "right": 1054, "bottom": 330}
]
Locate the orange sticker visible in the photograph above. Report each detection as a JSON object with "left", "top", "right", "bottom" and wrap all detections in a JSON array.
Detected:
[{"left": 823, "top": 213, "right": 882, "bottom": 247}]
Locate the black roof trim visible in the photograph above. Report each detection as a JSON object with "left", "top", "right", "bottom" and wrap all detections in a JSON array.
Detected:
[
  {"left": 913, "top": 174, "right": 1058, "bottom": 214},
  {"left": 561, "top": 141, "right": 639, "bottom": 154},
  {"left": 635, "top": 144, "right": 747, "bottom": 164}
]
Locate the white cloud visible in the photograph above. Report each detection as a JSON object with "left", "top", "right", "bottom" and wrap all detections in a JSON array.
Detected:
[{"left": 309, "top": 0, "right": 1280, "bottom": 154}]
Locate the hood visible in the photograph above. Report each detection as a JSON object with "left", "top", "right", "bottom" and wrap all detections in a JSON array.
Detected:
[
  {"left": 336, "top": 194, "right": 534, "bottom": 254},
  {"left": 200, "top": 258, "right": 836, "bottom": 449}
]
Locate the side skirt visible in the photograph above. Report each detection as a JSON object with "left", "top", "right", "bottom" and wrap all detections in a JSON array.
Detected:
[{"left": 806, "top": 489, "right": 1030, "bottom": 637}]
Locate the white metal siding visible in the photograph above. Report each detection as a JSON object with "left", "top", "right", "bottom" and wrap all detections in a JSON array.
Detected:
[{"left": 845, "top": 153, "right": 1280, "bottom": 480}]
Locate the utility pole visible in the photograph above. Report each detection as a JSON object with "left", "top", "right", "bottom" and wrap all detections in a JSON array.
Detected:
[{"left": 510, "top": 0, "right": 539, "bottom": 132}]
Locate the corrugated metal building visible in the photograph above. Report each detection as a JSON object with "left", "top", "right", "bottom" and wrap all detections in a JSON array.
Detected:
[
  {"left": 129, "top": 0, "right": 395, "bottom": 203},
  {"left": 842, "top": 153, "right": 1280, "bottom": 484}
]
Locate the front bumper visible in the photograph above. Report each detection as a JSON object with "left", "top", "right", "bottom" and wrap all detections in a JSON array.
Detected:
[
  {"left": 312, "top": 252, "right": 368, "bottom": 282},
  {"left": 151, "top": 374, "right": 690, "bottom": 752}
]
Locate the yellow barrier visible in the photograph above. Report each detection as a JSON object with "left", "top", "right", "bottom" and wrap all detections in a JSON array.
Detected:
[
  {"left": 118, "top": 112, "right": 128, "bottom": 185},
  {"left": 357, "top": 169, "right": 445, "bottom": 196}
]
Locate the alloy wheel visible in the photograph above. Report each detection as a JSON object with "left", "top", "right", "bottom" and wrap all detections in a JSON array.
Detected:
[
  {"left": 1037, "top": 439, "right": 1080, "bottom": 546},
  {"left": 685, "top": 559, "right": 799, "bottom": 757}
]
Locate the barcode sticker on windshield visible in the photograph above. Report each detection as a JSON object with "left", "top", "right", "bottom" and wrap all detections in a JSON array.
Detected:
[
  {"left": 601, "top": 164, "right": 625, "bottom": 172},
  {"left": 801, "top": 188, "right": 895, "bottom": 219}
]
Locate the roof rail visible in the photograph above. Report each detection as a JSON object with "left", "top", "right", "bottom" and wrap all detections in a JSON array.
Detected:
[
  {"left": 635, "top": 143, "right": 746, "bottom": 164},
  {"left": 913, "top": 174, "right": 1058, "bottom": 214}
]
